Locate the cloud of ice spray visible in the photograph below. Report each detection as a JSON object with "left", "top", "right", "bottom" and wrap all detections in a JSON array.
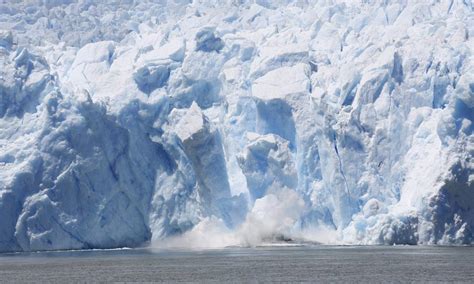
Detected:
[
  {"left": 238, "top": 188, "right": 306, "bottom": 246},
  {"left": 154, "top": 188, "right": 314, "bottom": 249}
]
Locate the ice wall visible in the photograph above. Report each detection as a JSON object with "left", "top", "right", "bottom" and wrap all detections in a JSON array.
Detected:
[{"left": 0, "top": 0, "right": 473, "bottom": 252}]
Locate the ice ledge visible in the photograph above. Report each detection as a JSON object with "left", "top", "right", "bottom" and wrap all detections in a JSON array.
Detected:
[{"left": 251, "top": 63, "right": 311, "bottom": 100}]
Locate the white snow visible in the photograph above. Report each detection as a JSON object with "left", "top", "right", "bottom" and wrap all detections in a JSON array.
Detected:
[
  {"left": 173, "top": 102, "right": 205, "bottom": 142},
  {"left": 252, "top": 64, "right": 310, "bottom": 100}
]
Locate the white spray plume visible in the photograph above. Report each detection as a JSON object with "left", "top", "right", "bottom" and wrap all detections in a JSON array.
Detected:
[{"left": 154, "top": 188, "right": 312, "bottom": 249}]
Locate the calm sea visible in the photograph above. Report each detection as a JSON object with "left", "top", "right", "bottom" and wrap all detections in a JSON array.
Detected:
[{"left": 1, "top": 245, "right": 473, "bottom": 282}]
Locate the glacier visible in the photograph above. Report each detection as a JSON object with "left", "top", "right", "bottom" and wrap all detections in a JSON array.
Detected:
[{"left": 0, "top": 0, "right": 473, "bottom": 252}]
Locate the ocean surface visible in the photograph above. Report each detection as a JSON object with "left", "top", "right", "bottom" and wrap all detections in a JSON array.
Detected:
[{"left": 0, "top": 246, "right": 473, "bottom": 282}]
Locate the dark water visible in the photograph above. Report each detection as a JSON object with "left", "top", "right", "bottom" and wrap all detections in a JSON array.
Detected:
[{"left": 0, "top": 246, "right": 473, "bottom": 282}]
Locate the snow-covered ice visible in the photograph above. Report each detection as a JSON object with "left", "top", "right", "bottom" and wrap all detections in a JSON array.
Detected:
[{"left": 0, "top": 0, "right": 473, "bottom": 252}]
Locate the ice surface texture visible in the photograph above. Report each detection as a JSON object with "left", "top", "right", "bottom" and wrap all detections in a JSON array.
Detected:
[{"left": 0, "top": 0, "right": 473, "bottom": 252}]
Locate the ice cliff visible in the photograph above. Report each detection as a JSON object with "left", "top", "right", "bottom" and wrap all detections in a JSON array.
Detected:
[{"left": 0, "top": 0, "right": 473, "bottom": 252}]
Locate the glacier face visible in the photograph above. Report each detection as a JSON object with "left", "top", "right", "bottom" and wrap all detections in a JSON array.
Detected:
[{"left": 0, "top": 0, "right": 473, "bottom": 252}]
